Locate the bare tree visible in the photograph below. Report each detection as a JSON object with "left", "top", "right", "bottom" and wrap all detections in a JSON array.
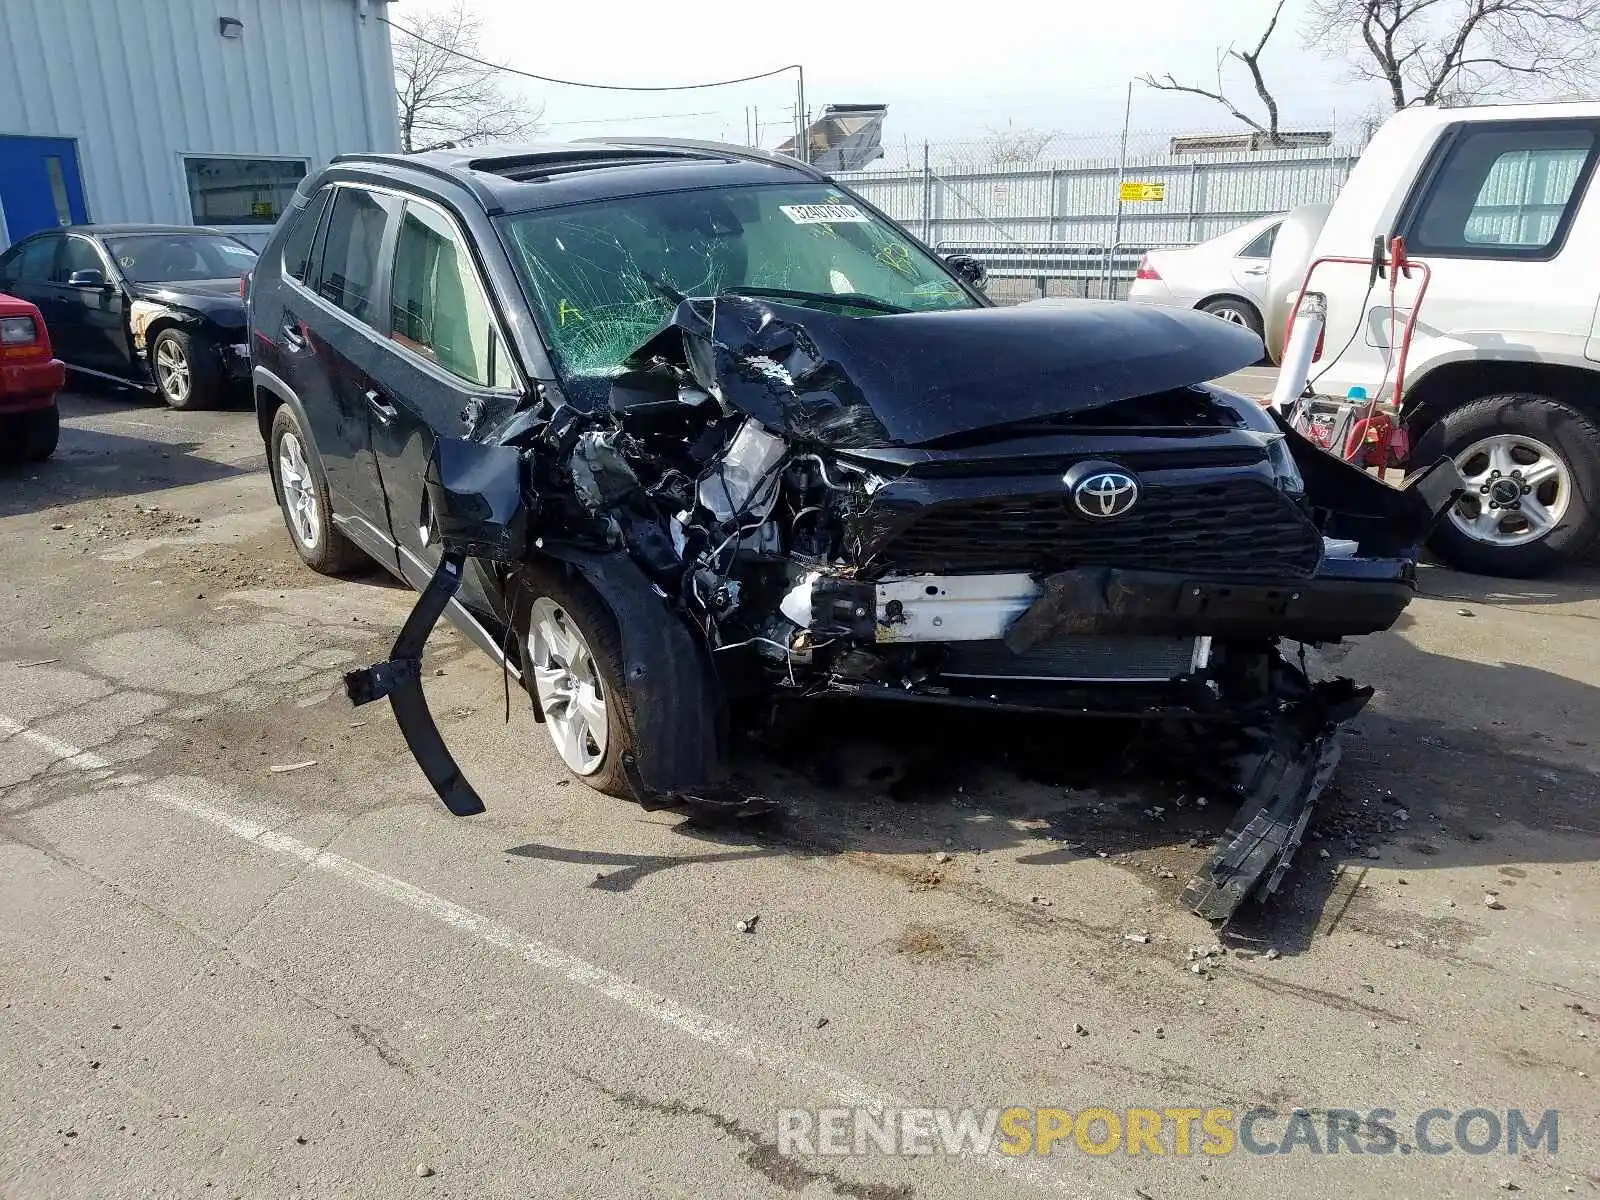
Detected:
[
  {"left": 939, "top": 126, "right": 1059, "bottom": 172},
  {"left": 392, "top": 2, "right": 542, "bottom": 153},
  {"left": 1140, "top": 0, "right": 1290, "bottom": 145},
  {"left": 1306, "top": 0, "right": 1600, "bottom": 108}
]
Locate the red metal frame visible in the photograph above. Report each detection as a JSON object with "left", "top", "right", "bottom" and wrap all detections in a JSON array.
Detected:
[{"left": 1280, "top": 238, "right": 1432, "bottom": 466}]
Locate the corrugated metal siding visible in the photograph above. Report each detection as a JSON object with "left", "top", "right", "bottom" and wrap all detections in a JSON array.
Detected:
[
  {"left": 1465, "top": 147, "right": 1587, "bottom": 246},
  {"left": 839, "top": 145, "right": 1361, "bottom": 255},
  {"left": 0, "top": 0, "right": 398, "bottom": 237}
]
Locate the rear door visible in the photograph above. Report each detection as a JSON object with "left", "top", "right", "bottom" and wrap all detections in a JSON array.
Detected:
[
  {"left": 292, "top": 184, "right": 400, "bottom": 545},
  {"left": 1228, "top": 220, "right": 1279, "bottom": 309},
  {"left": 368, "top": 196, "right": 521, "bottom": 617}
]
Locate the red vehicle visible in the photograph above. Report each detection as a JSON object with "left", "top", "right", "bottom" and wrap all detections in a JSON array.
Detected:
[{"left": 0, "top": 291, "right": 64, "bottom": 462}]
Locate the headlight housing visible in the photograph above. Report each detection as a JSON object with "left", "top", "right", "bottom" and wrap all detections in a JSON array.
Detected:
[
  {"left": 1266, "top": 435, "right": 1305, "bottom": 495},
  {"left": 0, "top": 315, "right": 39, "bottom": 346}
]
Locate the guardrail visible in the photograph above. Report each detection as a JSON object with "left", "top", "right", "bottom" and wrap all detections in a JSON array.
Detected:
[{"left": 937, "top": 240, "right": 1197, "bottom": 300}]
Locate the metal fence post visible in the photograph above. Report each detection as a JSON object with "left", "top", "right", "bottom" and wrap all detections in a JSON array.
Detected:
[
  {"left": 921, "top": 142, "right": 932, "bottom": 243},
  {"left": 1107, "top": 81, "right": 1133, "bottom": 300}
]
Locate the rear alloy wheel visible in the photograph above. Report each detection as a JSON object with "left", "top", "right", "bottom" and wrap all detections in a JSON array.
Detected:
[
  {"left": 1200, "top": 297, "right": 1264, "bottom": 339},
  {"left": 268, "top": 405, "right": 364, "bottom": 575},
  {"left": 151, "top": 329, "right": 220, "bottom": 410},
  {"left": 1428, "top": 393, "right": 1600, "bottom": 577}
]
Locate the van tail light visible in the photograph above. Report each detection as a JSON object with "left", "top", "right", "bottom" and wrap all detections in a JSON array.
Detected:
[{"left": 1135, "top": 255, "right": 1161, "bottom": 281}]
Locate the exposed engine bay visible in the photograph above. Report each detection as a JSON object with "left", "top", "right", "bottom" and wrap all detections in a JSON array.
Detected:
[{"left": 345, "top": 296, "right": 1464, "bottom": 923}]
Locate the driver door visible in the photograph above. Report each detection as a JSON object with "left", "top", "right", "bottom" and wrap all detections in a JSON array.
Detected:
[{"left": 53, "top": 235, "right": 129, "bottom": 375}]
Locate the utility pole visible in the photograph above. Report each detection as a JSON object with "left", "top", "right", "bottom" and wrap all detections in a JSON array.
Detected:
[{"left": 796, "top": 65, "right": 809, "bottom": 164}]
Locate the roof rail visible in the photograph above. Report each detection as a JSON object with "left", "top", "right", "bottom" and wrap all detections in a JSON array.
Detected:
[
  {"left": 578, "top": 137, "right": 828, "bottom": 180},
  {"left": 329, "top": 151, "right": 509, "bottom": 213}
]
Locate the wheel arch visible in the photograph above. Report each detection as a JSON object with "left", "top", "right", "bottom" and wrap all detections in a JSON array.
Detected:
[
  {"left": 1194, "top": 292, "right": 1263, "bottom": 322},
  {"left": 254, "top": 366, "right": 330, "bottom": 505},
  {"left": 1402, "top": 357, "right": 1600, "bottom": 460}
]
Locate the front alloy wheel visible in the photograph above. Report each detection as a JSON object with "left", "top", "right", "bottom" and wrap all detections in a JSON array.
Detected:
[
  {"left": 528, "top": 597, "right": 609, "bottom": 775},
  {"left": 154, "top": 336, "right": 192, "bottom": 406},
  {"left": 1449, "top": 432, "right": 1571, "bottom": 549}
]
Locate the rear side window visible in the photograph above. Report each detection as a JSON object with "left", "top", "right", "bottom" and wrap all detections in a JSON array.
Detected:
[
  {"left": 389, "top": 200, "right": 508, "bottom": 388},
  {"left": 281, "top": 187, "right": 333, "bottom": 284},
  {"left": 316, "top": 187, "right": 392, "bottom": 326},
  {"left": 1238, "top": 223, "right": 1279, "bottom": 259},
  {"left": 1400, "top": 122, "right": 1599, "bottom": 259},
  {"left": 3, "top": 236, "right": 59, "bottom": 284}
]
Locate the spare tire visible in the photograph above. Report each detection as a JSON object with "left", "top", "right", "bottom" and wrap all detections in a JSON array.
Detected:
[{"left": 1263, "top": 203, "right": 1331, "bottom": 364}]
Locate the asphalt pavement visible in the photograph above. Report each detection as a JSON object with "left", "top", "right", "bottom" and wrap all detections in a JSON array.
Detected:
[{"left": 1, "top": 386, "right": 1597, "bottom": 1199}]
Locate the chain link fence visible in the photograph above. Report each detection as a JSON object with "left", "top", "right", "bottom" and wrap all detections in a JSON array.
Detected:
[{"left": 835, "top": 124, "right": 1372, "bottom": 299}]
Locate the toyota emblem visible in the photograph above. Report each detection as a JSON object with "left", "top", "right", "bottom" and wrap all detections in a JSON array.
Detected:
[{"left": 1071, "top": 470, "right": 1139, "bottom": 518}]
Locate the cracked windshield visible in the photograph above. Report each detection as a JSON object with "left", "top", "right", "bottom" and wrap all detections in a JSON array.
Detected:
[{"left": 501, "top": 183, "right": 975, "bottom": 401}]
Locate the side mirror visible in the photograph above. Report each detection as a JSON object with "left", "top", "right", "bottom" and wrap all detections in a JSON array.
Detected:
[
  {"left": 945, "top": 253, "right": 988, "bottom": 291},
  {"left": 67, "top": 269, "right": 110, "bottom": 290}
]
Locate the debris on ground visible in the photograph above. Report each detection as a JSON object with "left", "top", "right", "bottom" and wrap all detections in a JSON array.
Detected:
[
  {"left": 815, "top": 1016, "right": 829, "bottom": 1030},
  {"left": 736, "top": 915, "right": 760, "bottom": 934},
  {"left": 415, "top": 1163, "right": 435, "bottom": 1178},
  {"left": 268, "top": 760, "right": 318, "bottom": 774},
  {"left": 1073, "top": 1023, "right": 1089, "bottom": 1036},
  {"left": 1485, "top": 893, "right": 1505, "bottom": 910},
  {"left": 1265, "top": 947, "right": 1281, "bottom": 960},
  {"left": 934, "top": 851, "right": 953, "bottom": 865},
  {"left": 1124, "top": 931, "right": 1151, "bottom": 944}
]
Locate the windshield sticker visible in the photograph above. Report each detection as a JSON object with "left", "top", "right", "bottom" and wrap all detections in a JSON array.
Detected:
[{"left": 779, "top": 204, "right": 869, "bottom": 225}]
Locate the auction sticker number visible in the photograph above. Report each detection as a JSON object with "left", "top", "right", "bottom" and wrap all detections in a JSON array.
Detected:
[{"left": 780, "top": 203, "right": 869, "bottom": 225}]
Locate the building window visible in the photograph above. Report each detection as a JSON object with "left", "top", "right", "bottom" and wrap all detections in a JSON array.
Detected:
[{"left": 183, "top": 156, "right": 307, "bottom": 226}]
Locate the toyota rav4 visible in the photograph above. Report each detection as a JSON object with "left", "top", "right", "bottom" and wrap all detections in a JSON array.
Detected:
[{"left": 248, "top": 140, "right": 1463, "bottom": 920}]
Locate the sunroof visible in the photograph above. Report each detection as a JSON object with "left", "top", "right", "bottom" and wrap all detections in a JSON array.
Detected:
[{"left": 467, "top": 149, "right": 724, "bottom": 182}]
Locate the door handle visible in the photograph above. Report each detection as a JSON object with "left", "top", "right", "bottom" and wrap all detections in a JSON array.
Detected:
[
  {"left": 281, "top": 320, "right": 305, "bottom": 349},
  {"left": 367, "top": 389, "right": 399, "bottom": 424},
  {"left": 1243, "top": 265, "right": 1269, "bottom": 276}
]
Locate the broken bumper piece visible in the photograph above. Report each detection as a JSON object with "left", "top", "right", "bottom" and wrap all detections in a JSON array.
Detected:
[
  {"left": 1180, "top": 675, "right": 1372, "bottom": 922},
  {"left": 344, "top": 552, "right": 486, "bottom": 817}
]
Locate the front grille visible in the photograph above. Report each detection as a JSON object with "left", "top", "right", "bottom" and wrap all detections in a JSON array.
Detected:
[
  {"left": 873, "top": 479, "right": 1322, "bottom": 578},
  {"left": 942, "top": 635, "right": 1199, "bottom": 681}
]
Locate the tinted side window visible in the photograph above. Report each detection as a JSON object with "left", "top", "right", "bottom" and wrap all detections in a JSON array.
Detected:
[
  {"left": 56, "top": 236, "right": 106, "bottom": 281},
  {"left": 4, "top": 236, "right": 59, "bottom": 284},
  {"left": 316, "top": 188, "right": 391, "bottom": 326},
  {"left": 1239, "top": 223, "right": 1279, "bottom": 259},
  {"left": 282, "top": 187, "right": 333, "bottom": 284},
  {"left": 389, "top": 200, "right": 506, "bottom": 388},
  {"left": 1401, "top": 122, "right": 1598, "bottom": 259}
]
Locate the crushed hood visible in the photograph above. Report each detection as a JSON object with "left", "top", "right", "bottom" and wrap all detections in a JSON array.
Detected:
[{"left": 618, "top": 296, "right": 1265, "bottom": 449}]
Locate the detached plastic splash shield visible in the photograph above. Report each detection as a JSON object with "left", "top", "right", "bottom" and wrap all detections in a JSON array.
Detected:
[{"left": 1180, "top": 677, "right": 1373, "bottom": 922}]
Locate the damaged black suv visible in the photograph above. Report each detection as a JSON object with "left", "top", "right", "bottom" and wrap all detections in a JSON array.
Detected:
[{"left": 250, "top": 140, "right": 1463, "bottom": 921}]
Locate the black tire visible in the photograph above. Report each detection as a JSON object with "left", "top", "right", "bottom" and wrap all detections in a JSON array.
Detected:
[
  {"left": 1, "top": 406, "right": 59, "bottom": 462},
  {"left": 510, "top": 565, "right": 642, "bottom": 800},
  {"left": 268, "top": 405, "right": 365, "bottom": 575},
  {"left": 1426, "top": 393, "right": 1600, "bottom": 578},
  {"left": 151, "top": 328, "right": 221, "bottom": 410},
  {"left": 1199, "top": 296, "right": 1264, "bottom": 339}
]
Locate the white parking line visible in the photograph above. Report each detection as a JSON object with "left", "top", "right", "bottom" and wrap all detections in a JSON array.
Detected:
[{"left": 0, "top": 712, "right": 1107, "bottom": 1198}]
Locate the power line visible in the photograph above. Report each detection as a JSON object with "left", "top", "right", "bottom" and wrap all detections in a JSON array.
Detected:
[{"left": 381, "top": 16, "right": 800, "bottom": 92}]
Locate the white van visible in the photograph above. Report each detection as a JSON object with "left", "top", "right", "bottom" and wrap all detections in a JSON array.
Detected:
[{"left": 1266, "top": 102, "right": 1600, "bottom": 577}]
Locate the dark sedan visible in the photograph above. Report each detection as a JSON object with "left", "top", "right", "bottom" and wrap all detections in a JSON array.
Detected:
[{"left": 0, "top": 224, "right": 257, "bottom": 409}]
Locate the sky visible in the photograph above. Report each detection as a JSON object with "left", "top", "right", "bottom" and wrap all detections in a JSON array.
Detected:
[{"left": 405, "top": 0, "right": 1391, "bottom": 156}]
